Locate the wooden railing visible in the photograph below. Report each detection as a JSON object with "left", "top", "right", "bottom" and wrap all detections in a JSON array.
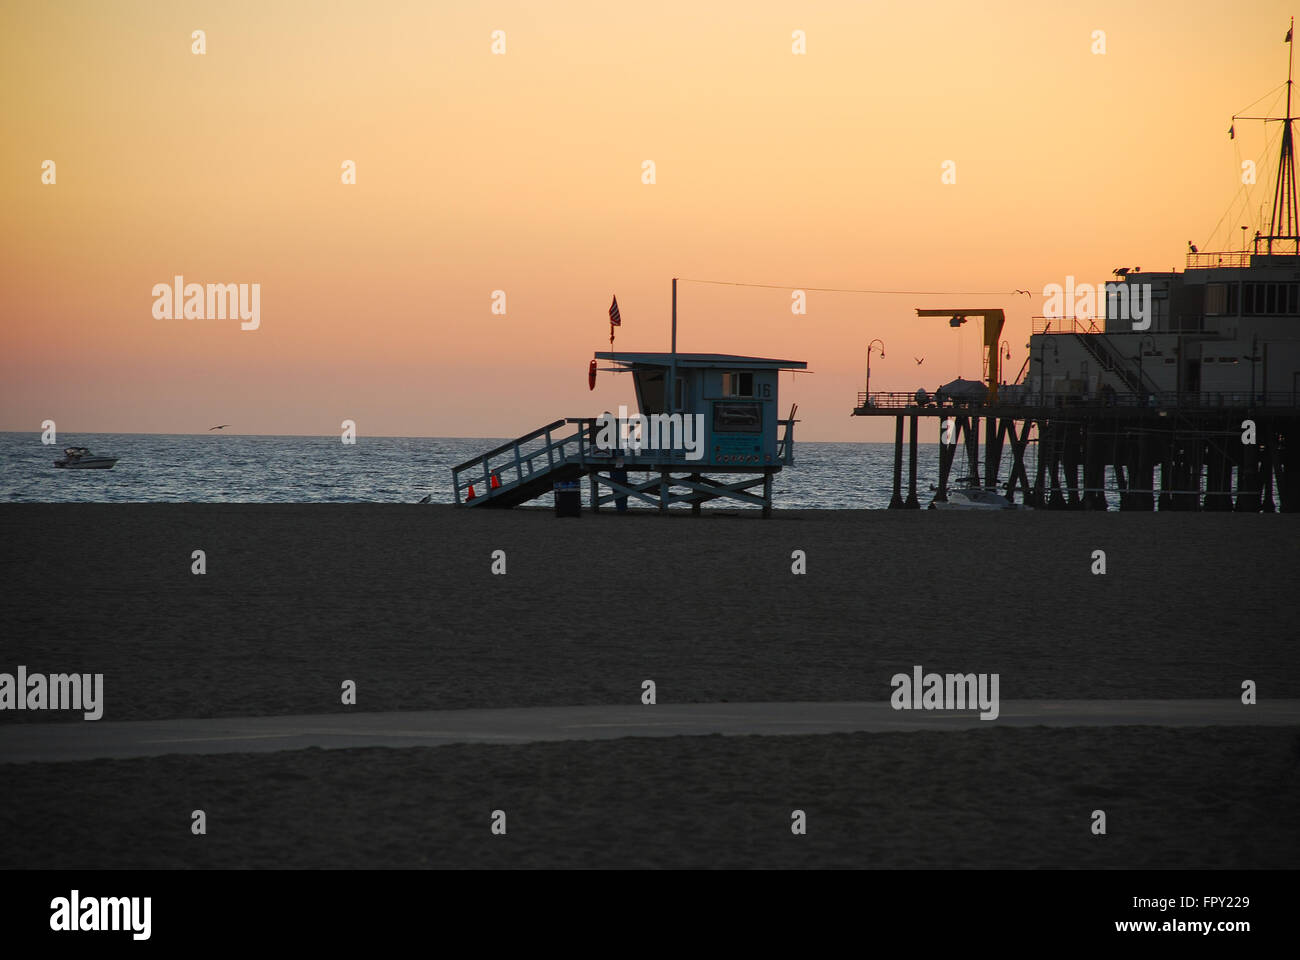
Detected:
[
  {"left": 776, "top": 418, "right": 796, "bottom": 464},
  {"left": 451, "top": 419, "right": 576, "bottom": 504},
  {"left": 453, "top": 414, "right": 798, "bottom": 504},
  {"left": 854, "top": 390, "right": 1300, "bottom": 412},
  {"left": 1032, "top": 316, "right": 1104, "bottom": 335},
  {"left": 1185, "top": 251, "right": 1251, "bottom": 269}
]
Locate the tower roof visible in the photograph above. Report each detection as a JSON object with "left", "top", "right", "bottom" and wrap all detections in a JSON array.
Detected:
[{"left": 595, "top": 352, "right": 807, "bottom": 370}]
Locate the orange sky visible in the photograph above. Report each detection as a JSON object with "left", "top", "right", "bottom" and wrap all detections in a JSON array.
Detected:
[{"left": 2, "top": 0, "right": 1295, "bottom": 441}]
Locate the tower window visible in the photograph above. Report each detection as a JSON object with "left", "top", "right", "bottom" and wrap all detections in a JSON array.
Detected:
[{"left": 722, "top": 372, "right": 754, "bottom": 397}]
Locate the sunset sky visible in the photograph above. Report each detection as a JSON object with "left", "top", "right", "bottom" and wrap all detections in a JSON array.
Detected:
[{"left": 2, "top": 0, "right": 1295, "bottom": 441}]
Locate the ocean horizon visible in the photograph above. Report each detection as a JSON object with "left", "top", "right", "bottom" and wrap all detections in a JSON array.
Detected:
[{"left": 1, "top": 431, "right": 984, "bottom": 509}]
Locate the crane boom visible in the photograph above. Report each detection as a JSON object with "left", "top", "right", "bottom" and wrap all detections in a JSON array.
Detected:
[{"left": 915, "top": 308, "right": 1006, "bottom": 404}]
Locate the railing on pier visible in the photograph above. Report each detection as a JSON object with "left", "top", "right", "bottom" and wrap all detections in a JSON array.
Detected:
[
  {"left": 856, "top": 392, "right": 932, "bottom": 410},
  {"left": 854, "top": 389, "right": 1300, "bottom": 412},
  {"left": 1032, "top": 316, "right": 1104, "bottom": 335},
  {"left": 1185, "top": 251, "right": 1251, "bottom": 269}
]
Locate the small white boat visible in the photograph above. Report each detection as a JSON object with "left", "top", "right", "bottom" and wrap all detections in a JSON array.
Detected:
[
  {"left": 932, "top": 483, "right": 1026, "bottom": 510},
  {"left": 54, "top": 446, "right": 118, "bottom": 469}
]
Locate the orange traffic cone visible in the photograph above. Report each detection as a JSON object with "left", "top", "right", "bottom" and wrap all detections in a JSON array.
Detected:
[
  {"left": 490, "top": 473, "right": 501, "bottom": 489},
  {"left": 467, "top": 484, "right": 476, "bottom": 501}
]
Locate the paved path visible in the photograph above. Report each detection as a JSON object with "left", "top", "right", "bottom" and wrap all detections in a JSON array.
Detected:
[{"left": 1, "top": 699, "right": 1296, "bottom": 764}]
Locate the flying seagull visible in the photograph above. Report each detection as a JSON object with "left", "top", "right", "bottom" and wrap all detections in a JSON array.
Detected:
[
  {"left": 208, "top": 424, "right": 230, "bottom": 431},
  {"left": 1013, "top": 289, "right": 1031, "bottom": 296},
  {"left": 914, "top": 356, "right": 924, "bottom": 365}
]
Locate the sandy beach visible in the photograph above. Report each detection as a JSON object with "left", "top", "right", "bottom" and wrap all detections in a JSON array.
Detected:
[
  {"left": 2, "top": 726, "right": 1297, "bottom": 868},
  {"left": 0, "top": 505, "right": 1296, "bottom": 722},
  {"left": 1, "top": 504, "right": 1296, "bottom": 868}
]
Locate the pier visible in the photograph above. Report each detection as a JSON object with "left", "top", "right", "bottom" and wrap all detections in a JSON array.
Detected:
[
  {"left": 858, "top": 37, "right": 1300, "bottom": 512},
  {"left": 854, "top": 389, "right": 1300, "bottom": 511}
]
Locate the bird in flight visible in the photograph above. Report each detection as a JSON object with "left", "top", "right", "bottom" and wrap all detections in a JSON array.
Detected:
[
  {"left": 1013, "top": 289, "right": 1031, "bottom": 296},
  {"left": 914, "top": 356, "right": 924, "bottom": 365},
  {"left": 208, "top": 424, "right": 230, "bottom": 431}
]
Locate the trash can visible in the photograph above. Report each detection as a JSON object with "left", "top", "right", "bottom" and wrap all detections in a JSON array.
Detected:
[{"left": 553, "top": 481, "right": 581, "bottom": 518}]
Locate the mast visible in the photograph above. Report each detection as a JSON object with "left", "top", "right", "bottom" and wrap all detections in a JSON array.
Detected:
[
  {"left": 1235, "top": 19, "right": 1300, "bottom": 256},
  {"left": 1267, "top": 16, "right": 1298, "bottom": 253}
]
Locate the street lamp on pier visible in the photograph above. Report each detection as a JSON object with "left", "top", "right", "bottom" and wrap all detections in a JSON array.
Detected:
[{"left": 865, "top": 339, "right": 885, "bottom": 405}]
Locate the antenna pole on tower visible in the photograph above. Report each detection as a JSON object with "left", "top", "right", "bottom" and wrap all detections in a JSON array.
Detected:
[{"left": 670, "top": 277, "right": 677, "bottom": 415}]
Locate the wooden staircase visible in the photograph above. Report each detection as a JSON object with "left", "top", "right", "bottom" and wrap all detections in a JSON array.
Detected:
[{"left": 451, "top": 419, "right": 595, "bottom": 508}]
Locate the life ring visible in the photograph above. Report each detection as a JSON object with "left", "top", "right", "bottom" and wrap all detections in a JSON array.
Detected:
[{"left": 588, "top": 359, "right": 597, "bottom": 391}]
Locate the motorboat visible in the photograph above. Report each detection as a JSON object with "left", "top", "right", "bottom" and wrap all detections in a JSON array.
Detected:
[
  {"left": 931, "top": 480, "right": 1026, "bottom": 510},
  {"left": 54, "top": 446, "right": 118, "bottom": 469}
]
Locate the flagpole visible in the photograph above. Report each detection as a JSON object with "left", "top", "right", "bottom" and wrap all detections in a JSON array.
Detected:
[{"left": 670, "top": 277, "right": 678, "bottom": 415}]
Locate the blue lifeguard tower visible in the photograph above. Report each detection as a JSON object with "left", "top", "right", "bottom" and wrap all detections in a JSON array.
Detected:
[{"left": 451, "top": 351, "right": 806, "bottom": 516}]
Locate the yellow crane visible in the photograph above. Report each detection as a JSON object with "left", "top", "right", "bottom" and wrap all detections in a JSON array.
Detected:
[{"left": 915, "top": 308, "right": 1006, "bottom": 404}]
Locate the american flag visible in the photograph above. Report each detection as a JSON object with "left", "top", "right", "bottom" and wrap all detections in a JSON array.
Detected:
[{"left": 609, "top": 295, "right": 621, "bottom": 326}]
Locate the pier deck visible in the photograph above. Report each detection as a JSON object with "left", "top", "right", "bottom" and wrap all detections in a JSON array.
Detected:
[{"left": 852, "top": 390, "right": 1300, "bottom": 511}]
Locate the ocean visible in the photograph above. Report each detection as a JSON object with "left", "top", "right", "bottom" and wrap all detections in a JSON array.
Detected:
[{"left": 0, "top": 432, "right": 987, "bottom": 509}]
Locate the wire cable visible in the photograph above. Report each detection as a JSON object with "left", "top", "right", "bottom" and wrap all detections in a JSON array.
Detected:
[{"left": 678, "top": 278, "right": 1027, "bottom": 296}]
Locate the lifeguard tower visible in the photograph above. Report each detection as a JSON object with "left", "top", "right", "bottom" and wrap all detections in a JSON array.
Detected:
[{"left": 451, "top": 351, "right": 806, "bottom": 516}]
